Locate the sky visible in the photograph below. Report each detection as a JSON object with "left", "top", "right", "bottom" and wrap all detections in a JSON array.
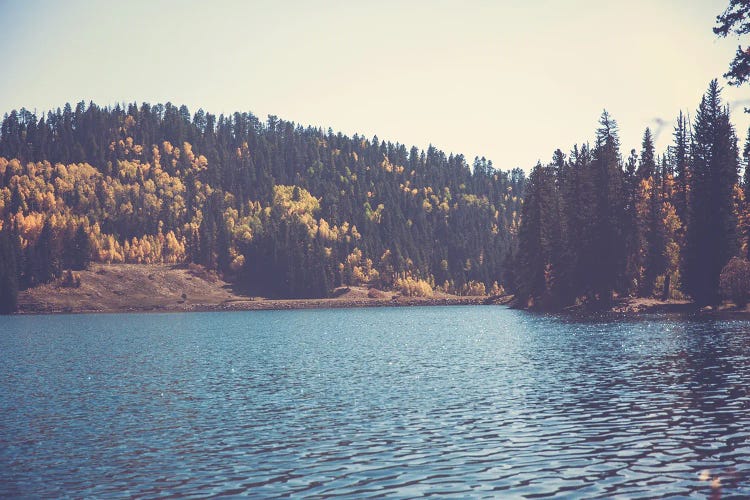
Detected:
[{"left": 1, "top": 0, "right": 748, "bottom": 171}]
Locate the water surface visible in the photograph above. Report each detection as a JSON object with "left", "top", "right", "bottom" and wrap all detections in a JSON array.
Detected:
[{"left": 2, "top": 307, "right": 750, "bottom": 497}]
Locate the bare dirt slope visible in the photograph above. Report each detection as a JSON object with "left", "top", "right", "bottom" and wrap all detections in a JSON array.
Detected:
[
  {"left": 18, "top": 264, "right": 238, "bottom": 313},
  {"left": 17, "top": 264, "right": 503, "bottom": 314}
]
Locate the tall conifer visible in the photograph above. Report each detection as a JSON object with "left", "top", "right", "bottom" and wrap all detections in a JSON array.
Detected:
[
  {"left": 0, "top": 228, "right": 20, "bottom": 314},
  {"left": 590, "top": 111, "right": 626, "bottom": 306},
  {"left": 673, "top": 111, "right": 690, "bottom": 221},
  {"left": 684, "top": 80, "right": 740, "bottom": 305}
]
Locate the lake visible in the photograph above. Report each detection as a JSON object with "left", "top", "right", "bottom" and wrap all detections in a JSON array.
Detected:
[{"left": 1, "top": 306, "right": 750, "bottom": 497}]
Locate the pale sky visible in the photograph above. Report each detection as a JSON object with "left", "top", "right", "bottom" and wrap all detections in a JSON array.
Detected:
[{"left": 1, "top": 0, "right": 748, "bottom": 170}]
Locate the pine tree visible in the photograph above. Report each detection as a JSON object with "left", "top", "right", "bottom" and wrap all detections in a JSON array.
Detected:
[
  {"left": 589, "top": 111, "right": 626, "bottom": 306},
  {"left": 684, "top": 80, "right": 740, "bottom": 305},
  {"left": 0, "top": 227, "right": 20, "bottom": 314},
  {"left": 637, "top": 128, "right": 656, "bottom": 179},
  {"left": 517, "top": 162, "right": 560, "bottom": 308},
  {"left": 714, "top": 1, "right": 750, "bottom": 88},
  {"left": 642, "top": 171, "right": 667, "bottom": 296},
  {"left": 33, "top": 220, "right": 61, "bottom": 284},
  {"left": 635, "top": 129, "right": 667, "bottom": 296},
  {"left": 559, "top": 143, "right": 594, "bottom": 304},
  {"left": 549, "top": 149, "right": 575, "bottom": 304},
  {"left": 72, "top": 224, "right": 91, "bottom": 270},
  {"left": 672, "top": 111, "right": 690, "bottom": 221},
  {"left": 622, "top": 148, "right": 640, "bottom": 294}
]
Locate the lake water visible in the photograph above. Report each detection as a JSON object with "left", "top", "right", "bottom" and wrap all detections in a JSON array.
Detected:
[{"left": 2, "top": 306, "right": 750, "bottom": 498}]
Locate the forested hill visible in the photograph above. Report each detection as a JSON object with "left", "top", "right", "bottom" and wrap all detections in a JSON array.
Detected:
[{"left": 0, "top": 102, "right": 525, "bottom": 311}]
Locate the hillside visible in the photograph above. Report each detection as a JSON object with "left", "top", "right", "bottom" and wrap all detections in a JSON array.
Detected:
[{"left": 0, "top": 102, "right": 524, "bottom": 312}]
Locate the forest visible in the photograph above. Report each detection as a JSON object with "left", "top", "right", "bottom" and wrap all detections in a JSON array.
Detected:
[
  {"left": 517, "top": 80, "right": 750, "bottom": 310},
  {"left": 0, "top": 100, "right": 524, "bottom": 312}
]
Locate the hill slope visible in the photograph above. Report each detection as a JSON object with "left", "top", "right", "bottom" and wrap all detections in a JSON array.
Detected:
[{"left": 0, "top": 102, "right": 524, "bottom": 312}]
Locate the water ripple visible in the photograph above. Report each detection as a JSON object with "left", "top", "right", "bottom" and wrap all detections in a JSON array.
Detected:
[{"left": 2, "top": 308, "right": 750, "bottom": 497}]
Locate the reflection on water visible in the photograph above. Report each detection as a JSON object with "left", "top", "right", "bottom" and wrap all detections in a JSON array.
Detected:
[{"left": 1, "top": 308, "right": 750, "bottom": 497}]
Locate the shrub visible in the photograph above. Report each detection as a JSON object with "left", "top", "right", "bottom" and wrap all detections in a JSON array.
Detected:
[
  {"left": 462, "top": 280, "right": 486, "bottom": 296},
  {"left": 489, "top": 281, "right": 506, "bottom": 296},
  {"left": 394, "top": 276, "right": 433, "bottom": 297},
  {"left": 61, "top": 269, "right": 81, "bottom": 288},
  {"left": 720, "top": 257, "right": 750, "bottom": 307}
]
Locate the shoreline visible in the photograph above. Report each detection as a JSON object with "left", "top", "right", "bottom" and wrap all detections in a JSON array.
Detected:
[
  {"left": 518, "top": 296, "right": 750, "bottom": 320},
  {"left": 12, "top": 263, "right": 513, "bottom": 316},
  {"left": 14, "top": 295, "right": 509, "bottom": 315},
  {"left": 13, "top": 294, "right": 750, "bottom": 318},
  {"left": 12, "top": 263, "right": 750, "bottom": 318}
]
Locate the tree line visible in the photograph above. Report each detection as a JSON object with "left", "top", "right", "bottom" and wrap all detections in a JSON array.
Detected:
[{"left": 3, "top": 81, "right": 746, "bottom": 314}]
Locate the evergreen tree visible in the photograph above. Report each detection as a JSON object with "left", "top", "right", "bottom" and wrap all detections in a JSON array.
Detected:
[
  {"left": 714, "top": 1, "right": 750, "bottom": 88},
  {"left": 517, "top": 162, "right": 560, "bottom": 308},
  {"left": 622, "top": 148, "right": 640, "bottom": 294},
  {"left": 589, "top": 111, "right": 626, "bottom": 306},
  {"left": 0, "top": 227, "right": 20, "bottom": 314},
  {"left": 559, "top": 143, "right": 594, "bottom": 304},
  {"left": 198, "top": 209, "right": 218, "bottom": 270},
  {"left": 672, "top": 111, "right": 690, "bottom": 220},
  {"left": 23, "top": 220, "right": 62, "bottom": 286},
  {"left": 72, "top": 224, "right": 91, "bottom": 270},
  {"left": 637, "top": 128, "right": 656, "bottom": 179},
  {"left": 642, "top": 172, "right": 667, "bottom": 296},
  {"left": 684, "top": 80, "right": 740, "bottom": 305},
  {"left": 549, "top": 149, "right": 574, "bottom": 304},
  {"left": 636, "top": 129, "right": 667, "bottom": 296}
]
